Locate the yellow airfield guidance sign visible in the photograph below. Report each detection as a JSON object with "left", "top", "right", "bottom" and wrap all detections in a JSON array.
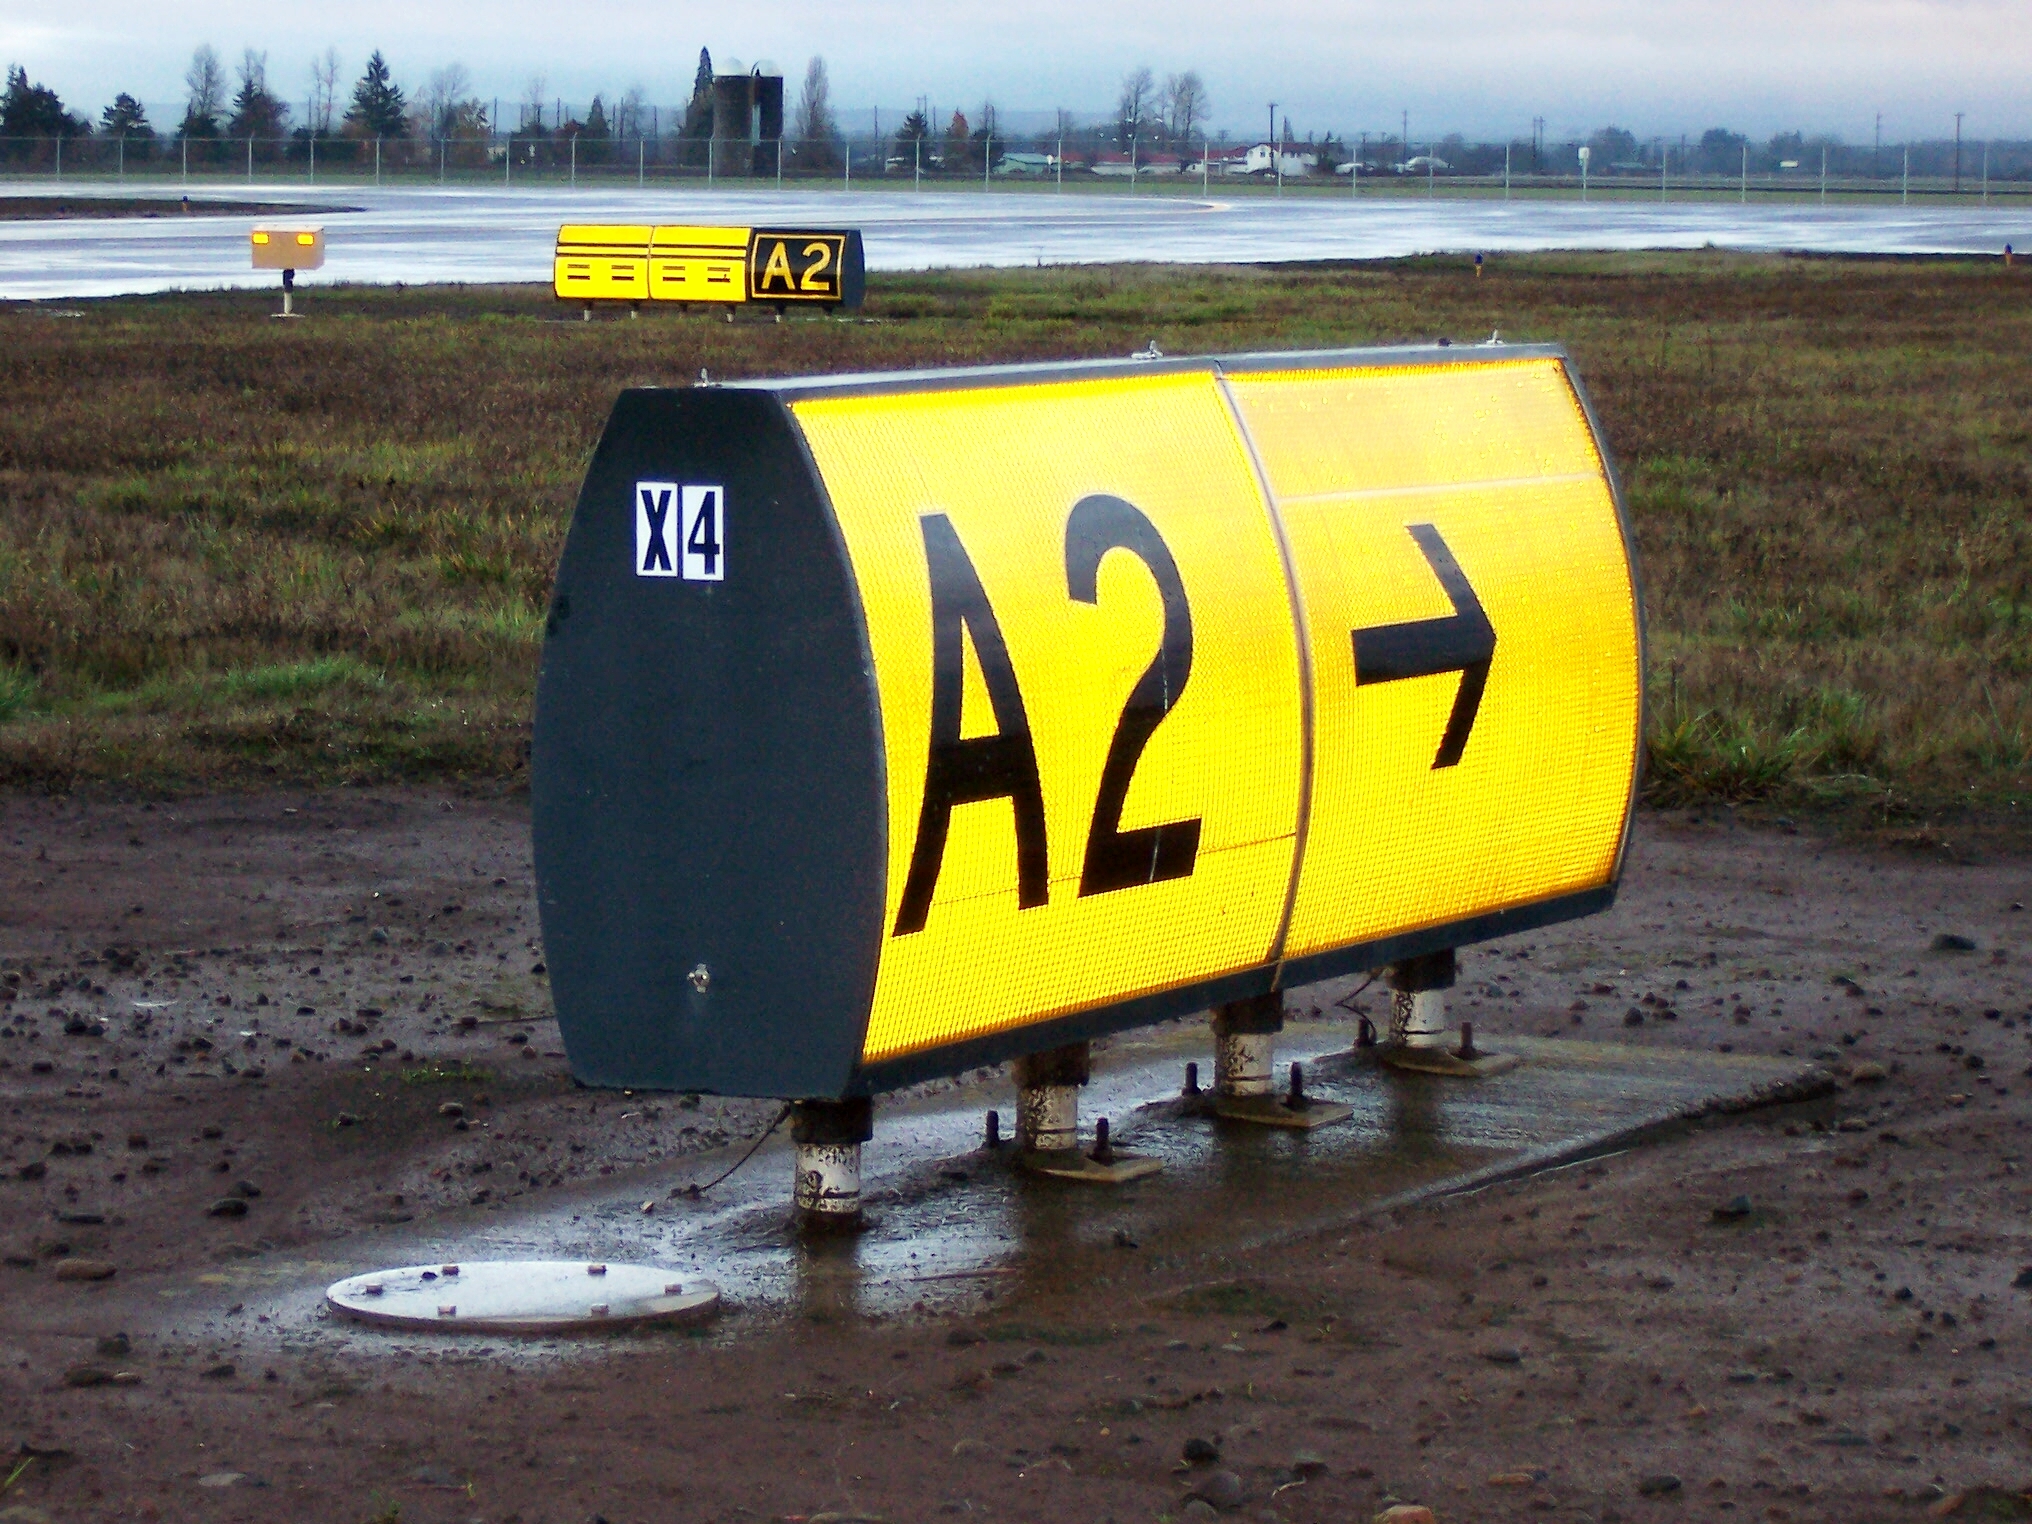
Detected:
[
  {"left": 552, "top": 224, "right": 865, "bottom": 309},
  {"left": 532, "top": 347, "right": 1642, "bottom": 1099}
]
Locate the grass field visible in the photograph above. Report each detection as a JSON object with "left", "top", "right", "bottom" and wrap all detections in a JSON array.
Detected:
[{"left": 0, "top": 254, "right": 2027, "bottom": 833}]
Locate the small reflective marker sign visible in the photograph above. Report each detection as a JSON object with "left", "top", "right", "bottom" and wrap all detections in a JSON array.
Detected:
[
  {"left": 634, "top": 481, "right": 679, "bottom": 577},
  {"left": 536, "top": 346, "right": 1640, "bottom": 1100},
  {"left": 680, "top": 486, "right": 725, "bottom": 582},
  {"left": 635, "top": 482, "right": 723, "bottom": 581}
]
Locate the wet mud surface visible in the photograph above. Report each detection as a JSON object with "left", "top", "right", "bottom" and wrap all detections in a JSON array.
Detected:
[{"left": 1, "top": 789, "right": 2029, "bottom": 1522}]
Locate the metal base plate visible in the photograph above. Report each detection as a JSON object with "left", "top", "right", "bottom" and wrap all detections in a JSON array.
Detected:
[
  {"left": 1212, "top": 1094, "right": 1354, "bottom": 1129},
  {"left": 1381, "top": 1046, "right": 1524, "bottom": 1078},
  {"left": 1018, "top": 1148, "right": 1164, "bottom": 1184},
  {"left": 326, "top": 1260, "right": 720, "bottom": 1335}
]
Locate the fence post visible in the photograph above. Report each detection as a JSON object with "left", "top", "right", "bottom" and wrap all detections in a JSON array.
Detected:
[
  {"left": 309, "top": 135, "right": 315, "bottom": 184},
  {"left": 1057, "top": 134, "right": 1063, "bottom": 193},
  {"left": 375, "top": 136, "right": 382, "bottom": 186},
  {"left": 1740, "top": 142, "right": 1746, "bottom": 203},
  {"left": 775, "top": 136, "right": 781, "bottom": 191},
  {"left": 915, "top": 136, "right": 921, "bottom": 191},
  {"left": 440, "top": 136, "right": 446, "bottom": 184},
  {"left": 1820, "top": 145, "right": 1826, "bottom": 205},
  {"left": 1661, "top": 144, "right": 1667, "bottom": 202},
  {"left": 55, "top": 135, "right": 61, "bottom": 183},
  {"left": 708, "top": 136, "right": 713, "bottom": 186},
  {"left": 985, "top": 131, "right": 991, "bottom": 190},
  {"left": 1982, "top": 142, "right": 1989, "bottom": 205},
  {"left": 118, "top": 134, "right": 125, "bottom": 182},
  {"left": 1902, "top": 144, "right": 1908, "bottom": 204},
  {"left": 182, "top": 136, "right": 188, "bottom": 182},
  {"left": 845, "top": 142, "right": 850, "bottom": 191},
  {"left": 1504, "top": 141, "right": 1510, "bottom": 201},
  {"left": 1131, "top": 135, "right": 1137, "bottom": 195},
  {"left": 248, "top": 135, "right": 254, "bottom": 183}
]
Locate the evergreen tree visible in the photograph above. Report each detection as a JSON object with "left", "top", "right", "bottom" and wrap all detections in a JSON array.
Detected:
[
  {"left": 678, "top": 46, "right": 713, "bottom": 163},
  {"left": 100, "top": 93, "right": 153, "bottom": 138},
  {"left": 577, "top": 94, "right": 609, "bottom": 164},
  {"left": 1, "top": 65, "right": 87, "bottom": 138},
  {"left": 344, "top": 51, "right": 407, "bottom": 138},
  {"left": 681, "top": 47, "right": 713, "bottom": 140}
]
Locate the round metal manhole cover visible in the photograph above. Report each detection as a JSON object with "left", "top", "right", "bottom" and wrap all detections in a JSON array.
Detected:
[{"left": 326, "top": 1261, "right": 720, "bottom": 1335}]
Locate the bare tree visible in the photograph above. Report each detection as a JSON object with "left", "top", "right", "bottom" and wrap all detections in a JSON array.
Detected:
[
  {"left": 1116, "top": 65, "right": 1154, "bottom": 148},
  {"left": 421, "top": 63, "right": 471, "bottom": 137},
  {"left": 308, "top": 47, "right": 341, "bottom": 136},
  {"left": 1162, "top": 71, "right": 1208, "bottom": 143},
  {"left": 229, "top": 49, "right": 289, "bottom": 140},
  {"left": 793, "top": 56, "right": 836, "bottom": 144},
  {"left": 236, "top": 49, "right": 267, "bottom": 98},
  {"left": 616, "top": 85, "right": 647, "bottom": 140},
  {"left": 181, "top": 44, "right": 225, "bottom": 136}
]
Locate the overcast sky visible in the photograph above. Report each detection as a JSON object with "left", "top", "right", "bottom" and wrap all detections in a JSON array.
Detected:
[{"left": 5, "top": 0, "right": 2026, "bottom": 141}]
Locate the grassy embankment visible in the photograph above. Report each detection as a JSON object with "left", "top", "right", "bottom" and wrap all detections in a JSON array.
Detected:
[{"left": 0, "top": 255, "right": 2027, "bottom": 833}]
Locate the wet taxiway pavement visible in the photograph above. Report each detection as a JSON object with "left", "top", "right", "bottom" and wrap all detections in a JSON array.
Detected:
[
  {"left": 1, "top": 182, "right": 2027, "bottom": 299},
  {"left": 157, "top": 1022, "right": 1817, "bottom": 1359}
]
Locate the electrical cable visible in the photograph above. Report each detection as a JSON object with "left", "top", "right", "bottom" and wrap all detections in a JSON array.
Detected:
[
  {"left": 678, "top": 1101, "right": 792, "bottom": 1197},
  {"left": 1334, "top": 972, "right": 1379, "bottom": 1011}
]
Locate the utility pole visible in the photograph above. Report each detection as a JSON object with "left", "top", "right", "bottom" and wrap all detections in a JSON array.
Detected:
[
  {"left": 1954, "top": 112, "right": 1963, "bottom": 193},
  {"left": 1267, "top": 102, "right": 1276, "bottom": 149}
]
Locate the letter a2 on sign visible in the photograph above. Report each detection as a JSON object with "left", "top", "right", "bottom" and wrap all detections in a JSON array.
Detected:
[
  {"left": 634, "top": 480, "right": 679, "bottom": 577},
  {"left": 681, "top": 485, "right": 725, "bottom": 582}
]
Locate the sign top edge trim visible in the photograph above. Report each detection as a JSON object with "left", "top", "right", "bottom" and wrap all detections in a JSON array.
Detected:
[{"left": 725, "top": 343, "right": 1570, "bottom": 401}]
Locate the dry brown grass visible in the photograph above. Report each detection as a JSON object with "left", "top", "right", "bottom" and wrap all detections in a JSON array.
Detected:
[{"left": 0, "top": 255, "right": 2027, "bottom": 831}]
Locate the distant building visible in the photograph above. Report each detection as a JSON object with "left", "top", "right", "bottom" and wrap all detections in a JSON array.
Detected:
[
  {"left": 712, "top": 69, "right": 782, "bottom": 176},
  {"left": 994, "top": 151, "right": 1057, "bottom": 175}
]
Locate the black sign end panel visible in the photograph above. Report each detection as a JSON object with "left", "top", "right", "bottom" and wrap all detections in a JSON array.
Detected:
[
  {"left": 748, "top": 229, "right": 867, "bottom": 308},
  {"left": 533, "top": 388, "right": 885, "bottom": 1098}
]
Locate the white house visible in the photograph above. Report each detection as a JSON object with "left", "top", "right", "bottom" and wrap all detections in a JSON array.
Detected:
[{"left": 1221, "top": 142, "right": 1319, "bottom": 176}]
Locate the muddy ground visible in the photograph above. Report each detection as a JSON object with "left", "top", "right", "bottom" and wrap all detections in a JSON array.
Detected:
[{"left": 1, "top": 789, "right": 2029, "bottom": 1524}]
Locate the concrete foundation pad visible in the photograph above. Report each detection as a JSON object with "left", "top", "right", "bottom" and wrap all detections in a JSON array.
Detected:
[
  {"left": 1212, "top": 1094, "right": 1355, "bottom": 1129},
  {"left": 1380, "top": 1046, "right": 1525, "bottom": 1078},
  {"left": 1018, "top": 1147, "right": 1164, "bottom": 1184},
  {"left": 167, "top": 1029, "right": 1833, "bottom": 1346}
]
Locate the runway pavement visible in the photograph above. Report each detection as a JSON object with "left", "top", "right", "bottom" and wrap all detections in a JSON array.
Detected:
[{"left": 2, "top": 180, "right": 2026, "bottom": 299}]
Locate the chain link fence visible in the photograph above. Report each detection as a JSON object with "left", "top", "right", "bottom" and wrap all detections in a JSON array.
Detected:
[{"left": 3, "top": 132, "right": 2028, "bottom": 201}]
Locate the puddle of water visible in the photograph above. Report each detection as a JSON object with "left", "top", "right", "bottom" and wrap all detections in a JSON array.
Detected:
[{"left": 212, "top": 1024, "right": 1809, "bottom": 1355}]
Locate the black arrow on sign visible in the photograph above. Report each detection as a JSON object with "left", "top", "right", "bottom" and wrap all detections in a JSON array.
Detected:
[{"left": 1351, "top": 523, "right": 1497, "bottom": 770}]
